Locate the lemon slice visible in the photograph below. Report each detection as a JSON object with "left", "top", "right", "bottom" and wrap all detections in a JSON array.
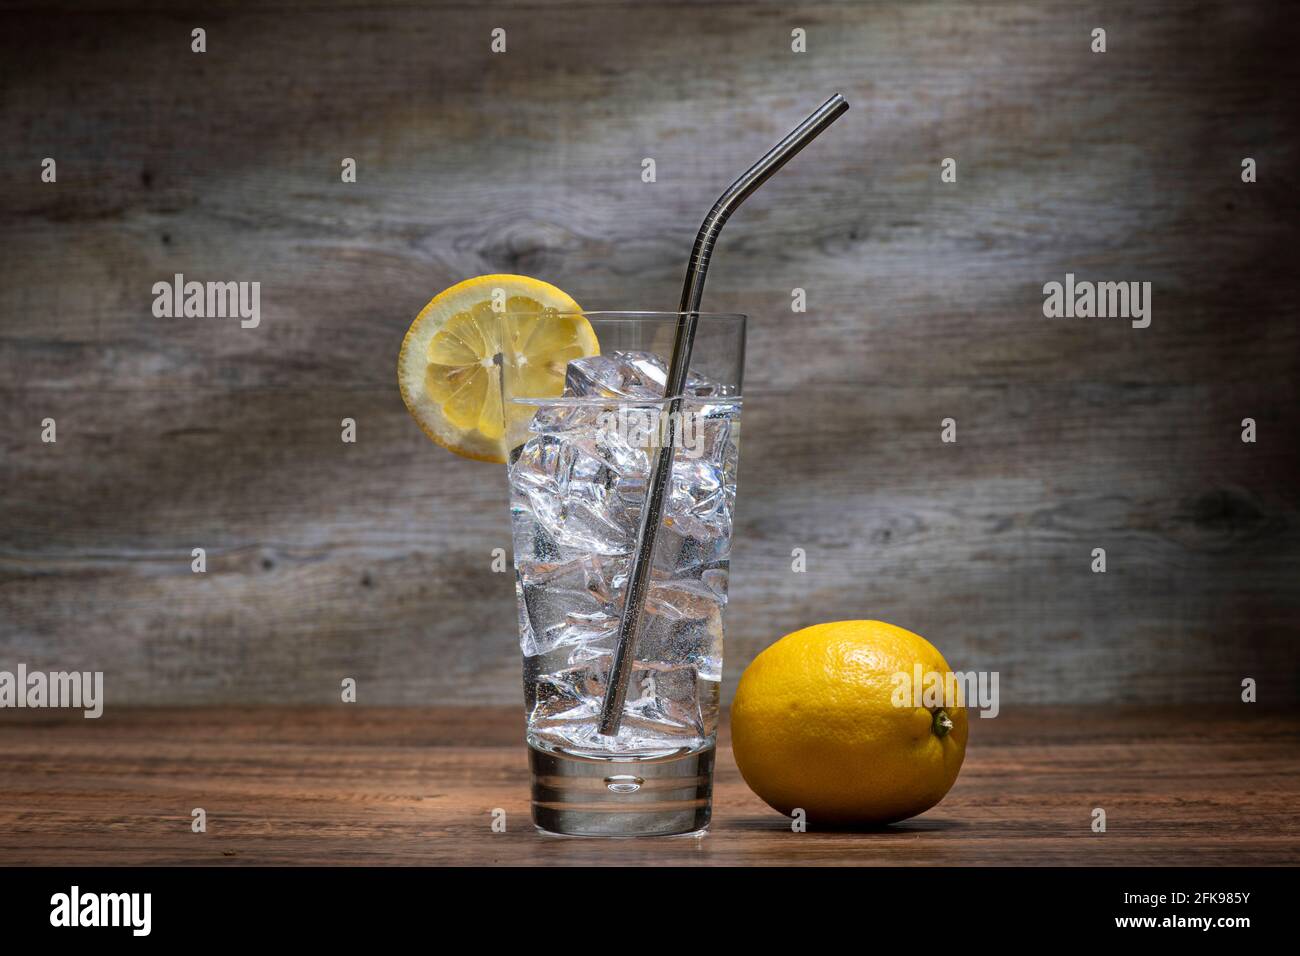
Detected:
[{"left": 398, "top": 275, "right": 599, "bottom": 463}]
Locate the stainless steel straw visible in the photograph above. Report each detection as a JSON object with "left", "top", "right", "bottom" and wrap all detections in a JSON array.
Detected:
[{"left": 598, "top": 93, "right": 850, "bottom": 735}]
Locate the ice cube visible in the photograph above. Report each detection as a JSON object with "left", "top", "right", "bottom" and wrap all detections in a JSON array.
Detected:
[
  {"left": 631, "top": 581, "right": 725, "bottom": 681},
  {"left": 526, "top": 656, "right": 717, "bottom": 750},
  {"left": 509, "top": 349, "right": 740, "bottom": 752},
  {"left": 564, "top": 351, "right": 721, "bottom": 400},
  {"left": 514, "top": 554, "right": 621, "bottom": 657},
  {"left": 665, "top": 457, "right": 729, "bottom": 540},
  {"left": 510, "top": 432, "right": 640, "bottom": 555}
]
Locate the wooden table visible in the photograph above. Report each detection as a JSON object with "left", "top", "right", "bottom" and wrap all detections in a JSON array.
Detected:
[{"left": 1, "top": 706, "right": 1295, "bottom": 866}]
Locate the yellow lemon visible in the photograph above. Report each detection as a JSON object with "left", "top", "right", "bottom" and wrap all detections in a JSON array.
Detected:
[
  {"left": 397, "top": 274, "right": 599, "bottom": 463},
  {"left": 730, "top": 620, "right": 968, "bottom": 826}
]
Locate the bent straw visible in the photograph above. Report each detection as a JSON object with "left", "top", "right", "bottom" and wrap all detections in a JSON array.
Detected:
[{"left": 598, "top": 93, "right": 850, "bottom": 736}]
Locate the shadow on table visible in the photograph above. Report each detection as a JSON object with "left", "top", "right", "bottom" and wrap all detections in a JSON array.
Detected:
[{"left": 724, "top": 816, "right": 969, "bottom": 834}]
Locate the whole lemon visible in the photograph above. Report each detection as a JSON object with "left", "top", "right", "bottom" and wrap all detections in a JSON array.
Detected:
[{"left": 730, "top": 620, "right": 968, "bottom": 826}]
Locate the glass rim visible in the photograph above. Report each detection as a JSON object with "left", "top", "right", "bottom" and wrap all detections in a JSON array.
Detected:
[{"left": 495, "top": 309, "right": 746, "bottom": 323}]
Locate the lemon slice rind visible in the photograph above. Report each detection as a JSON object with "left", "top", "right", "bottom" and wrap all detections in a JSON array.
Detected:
[{"left": 398, "top": 275, "right": 598, "bottom": 463}]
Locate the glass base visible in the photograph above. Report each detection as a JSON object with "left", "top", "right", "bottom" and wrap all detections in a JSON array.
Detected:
[{"left": 528, "top": 744, "right": 714, "bottom": 837}]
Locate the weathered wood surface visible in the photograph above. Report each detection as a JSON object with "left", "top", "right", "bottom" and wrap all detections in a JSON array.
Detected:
[
  {"left": 0, "top": 706, "right": 1295, "bottom": 866},
  {"left": 1, "top": 2, "right": 1297, "bottom": 704}
]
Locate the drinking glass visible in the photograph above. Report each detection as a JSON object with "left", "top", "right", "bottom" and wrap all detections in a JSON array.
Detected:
[{"left": 502, "top": 311, "right": 746, "bottom": 836}]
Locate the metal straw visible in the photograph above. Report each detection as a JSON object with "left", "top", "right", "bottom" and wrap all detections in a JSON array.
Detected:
[{"left": 598, "top": 93, "right": 850, "bottom": 736}]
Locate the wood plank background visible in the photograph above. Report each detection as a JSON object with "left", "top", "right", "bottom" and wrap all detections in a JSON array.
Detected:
[{"left": 1, "top": 1, "right": 1297, "bottom": 706}]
